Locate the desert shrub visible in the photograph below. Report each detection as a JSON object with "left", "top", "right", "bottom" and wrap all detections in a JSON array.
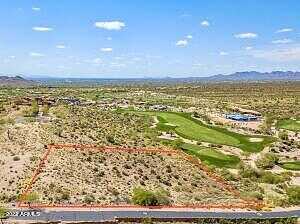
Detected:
[
  {"left": 0, "top": 103, "right": 4, "bottom": 112},
  {"left": 132, "top": 187, "right": 170, "bottom": 206},
  {"left": 0, "top": 118, "right": 15, "bottom": 125},
  {"left": 0, "top": 119, "right": 5, "bottom": 125},
  {"left": 42, "top": 105, "right": 49, "bottom": 115},
  {"left": 241, "top": 191, "right": 263, "bottom": 200},
  {"left": 260, "top": 172, "right": 285, "bottom": 184},
  {"left": 286, "top": 185, "right": 300, "bottom": 205},
  {"left": 13, "top": 156, "right": 20, "bottom": 161},
  {"left": 22, "top": 192, "right": 39, "bottom": 204},
  {"left": 52, "top": 105, "right": 69, "bottom": 119},
  {"left": 265, "top": 194, "right": 288, "bottom": 207},
  {"left": 24, "top": 100, "right": 39, "bottom": 117},
  {"left": 0, "top": 207, "right": 8, "bottom": 220},
  {"left": 279, "top": 131, "right": 289, "bottom": 140},
  {"left": 106, "top": 135, "right": 115, "bottom": 144},
  {"left": 256, "top": 153, "right": 279, "bottom": 169},
  {"left": 219, "top": 169, "right": 237, "bottom": 181},
  {"left": 61, "top": 191, "right": 70, "bottom": 201},
  {"left": 238, "top": 165, "right": 260, "bottom": 179},
  {"left": 84, "top": 194, "right": 95, "bottom": 204}
]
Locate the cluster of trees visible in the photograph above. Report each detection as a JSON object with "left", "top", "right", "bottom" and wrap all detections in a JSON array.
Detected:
[
  {"left": 0, "top": 207, "right": 7, "bottom": 224},
  {"left": 286, "top": 186, "right": 300, "bottom": 205},
  {"left": 132, "top": 187, "right": 170, "bottom": 206},
  {"left": 239, "top": 164, "right": 291, "bottom": 184},
  {"left": 23, "top": 100, "right": 39, "bottom": 117},
  {"left": 256, "top": 153, "right": 279, "bottom": 169}
]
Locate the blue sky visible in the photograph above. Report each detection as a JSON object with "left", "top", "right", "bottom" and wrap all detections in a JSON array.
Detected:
[{"left": 0, "top": 0, "right": 300, "bottom": 78}]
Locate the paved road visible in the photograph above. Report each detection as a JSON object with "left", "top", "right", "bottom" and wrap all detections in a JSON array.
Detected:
[{"left": 6, "top": 209, "right": 300, "bottom": 222}]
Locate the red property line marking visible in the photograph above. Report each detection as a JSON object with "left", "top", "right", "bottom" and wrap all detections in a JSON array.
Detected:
[
  {"left": 18, "top": 146, "right": 52, "bottom": 207},
  {"left": 18, "top": 202, "right": 260, "bottom": 209},
  {"left": 18, "top": 144, "right": 263, "bottom": 210},
  {"left": 50, "top": 144, "right": 178, "bottom": 154}
]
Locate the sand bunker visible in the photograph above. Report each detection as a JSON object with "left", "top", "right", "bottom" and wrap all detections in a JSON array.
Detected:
[
  {"left": 249, "top": 137, "right": 263, "bottom": 142},
  {"left": 165, "top": 123, "right": 177, "bottom": 127}
]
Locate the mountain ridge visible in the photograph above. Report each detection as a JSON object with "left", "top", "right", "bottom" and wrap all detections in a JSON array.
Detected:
[
  {"left": 0, "top": 75, "right": 37, "bottom": 86},
  {"left": 1, "top": 71, "right": 299, "bottom": 86}
]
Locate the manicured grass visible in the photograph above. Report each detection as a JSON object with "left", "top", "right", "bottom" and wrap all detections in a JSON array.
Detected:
[
  {"left": 280, "top": 161, "right": 300, "bottom": 171},
  {"left": 180, "top": 143, "right": 240, "bottom": 168},
  {"left": 277, "top": 118, "right": 300, "bottom": 132},
  {"left": 138, "top": 111, "right": 275, "bottom": 152}
]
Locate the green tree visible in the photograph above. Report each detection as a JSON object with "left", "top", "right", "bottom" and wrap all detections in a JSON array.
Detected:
[
  {"left": 286, "top": 185, "right": 300, "bottom": 205},
  {"left": 42, "top": 104, "right": 50, "bottom": 115},
  {"left": 24, "top": 100, "right": 39, "bottom": 117},
  {"left": 256, "top": 153, "right": 279, "bottom": 169},
  {"left": 0, "top": 207, "right": 8, "bottom": 224},
  {"left": 132, "top": 187, "right": 170, "bottom": 206},
  {"left": 22, "top": 192, "right": 39, "bottom": 207},
  {"left": 30, "top": 100, "right": 39, "bottom": 117}
]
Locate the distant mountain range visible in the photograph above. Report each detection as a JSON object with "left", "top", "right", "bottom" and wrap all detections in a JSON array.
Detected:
[
  {"left": 198, "top": 71, "right": 300, "bottom": 81},
  {"left": 0, "top": 71, "right": 299, "bottom": 86},
  {"left": 0, "top": 75, "right": 37, "bottom": 86}
]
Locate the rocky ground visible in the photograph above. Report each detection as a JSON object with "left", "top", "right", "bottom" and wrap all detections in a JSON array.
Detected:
[{"left": 31, "top": 148, "right": 242, "bottom": 205}]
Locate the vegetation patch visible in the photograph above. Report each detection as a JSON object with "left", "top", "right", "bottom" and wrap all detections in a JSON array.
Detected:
[
  {"left": 26, "top": 147, "right": 243, "bottom": 206},
  {"left": 180, "top": 143, "right": 240, "bottom": 168},
  {"left": 277, "top": 118, "right": 300, "bottom": 131},
  {"left": 132, "top": 187, "right": 170, "bottom": 206},
  {"left": 286, "top": 185, "right": 300, "bottom": 205},
  {"left": 137, "top": 111, "right": 274, "bottom": 152},
  {"left": 280, "top": 161, "right": 300, "bottom": 171}
]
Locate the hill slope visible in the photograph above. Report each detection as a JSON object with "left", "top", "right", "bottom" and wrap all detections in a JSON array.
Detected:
[
  {"left": 0, "top": 75, "right": 37, "bottom": 86},
  {"left": 204, "top": 71, "right": 300, "bottom": 81}
]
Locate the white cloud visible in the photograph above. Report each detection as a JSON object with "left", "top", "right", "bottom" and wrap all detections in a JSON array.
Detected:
[
  {"left": 219, "top": 51, "right": 228, "bottom": 56},
  {"left": 192, "top": 63, "right": 204, "bottom": 68},
  {"left": 132, "top": 57, "right": 142, "bottom": 61},
  {"left": 32, "top": 7, "right": 40, "bottom": 11},
  {"left": 234, "top": 32, "right": 258, "bottom": 39},
  {"left": 56, "top": 45, "right": 66, "bottom": 49},
  {"left": 201, "top": 20, "right": 210, "bottom": 27},
  {"left": 250, "top": 47, "right": 300, "bottom": 62},
  {"left": 92, "top": 58, "right": 102, "bottom": 64},
  {"left": 180, "top": 13, "right": 192, "bottom": 18},
  {"left": 245, "top": 46, "right": 253, "bottom": 50},
  {"left": 272, "top": 39, "right": 293, "bottom": 44},
  {"left": 101, "top": 47, "right": 113, "bottom": 52},
  {"left": 176, "top": 40, "right": 188, "bottom": 47},
  {"left": 276, "top": 28, "right": 293, "bottom": 33},
  {"left": 186, "top": 35, "right": 193, "bottom": 39},
  {"left": 110, "top": 62, "right": 126, "bottom": 67},
  {"left": 94, "top": 21, "right": 125, "bottom": 30},
  {"left": 32, "top": 26, "right": 53, "bottom": 32},
  {"left": 30, "top": 52, "right": 44, "bottom": 57}
]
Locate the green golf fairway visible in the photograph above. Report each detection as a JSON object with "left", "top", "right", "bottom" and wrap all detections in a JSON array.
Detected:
[
  {"left": 280, "top": 161, "right": 300, "bottom": 171},
  {"left": 277, "top": 119, "right": 300, "bottom": 132},
  {"left": 138, "top": 111, "right": 274, "bottom": 152},
  {"left": 181, "top": 143, "right": 240, "bottom": 168}
]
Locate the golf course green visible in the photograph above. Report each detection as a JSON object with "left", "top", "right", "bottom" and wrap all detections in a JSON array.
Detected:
[
  {"left": 180, "top": 143, "right": 240, "bottom": 168},
  {"left": 138, "top": 111, "right": 274, "bottom": 152},
  {"left": 277, "top": 118, "right": 300, "bottom": 132}
]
